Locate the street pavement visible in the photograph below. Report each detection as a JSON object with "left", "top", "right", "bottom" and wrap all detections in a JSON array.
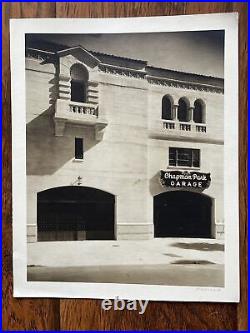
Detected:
[{"left": 28, "top": 263, "right": 224, "bottom": 287}]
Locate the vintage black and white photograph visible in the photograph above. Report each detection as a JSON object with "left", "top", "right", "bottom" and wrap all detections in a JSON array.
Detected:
[{"left": 10, "top": 14, "right": 239, "bottom": 301}]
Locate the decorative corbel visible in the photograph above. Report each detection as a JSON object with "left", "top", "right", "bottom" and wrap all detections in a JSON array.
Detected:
[{"left": 95, "top": 122, "right": 107, "bottom": 141}]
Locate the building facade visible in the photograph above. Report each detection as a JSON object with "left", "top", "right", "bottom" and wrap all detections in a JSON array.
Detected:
[{"left": 26, "top": 42, "right": 224, "bottom": 243}]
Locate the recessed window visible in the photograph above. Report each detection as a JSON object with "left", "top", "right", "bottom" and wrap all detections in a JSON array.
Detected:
[
  {"left": 169, "top": 147, "right": 200, "bottom": 168},
  {"left": 75, "top": 138, "right": 84, "bottom": 160},
  {"left": 193, "top": 99, "right": 206, "bottom": 123},
  {"left": 71, "top": 81, "right": 86, "bottom": 103},
  {"left": 177, "top": 97, "right": 190, "bottom": 122},
  {"left": 162, "top": 95, "right": 174, "bottom": 120},
  {"left": 70, "top": 64, "right": 88, "bottom": 103}
]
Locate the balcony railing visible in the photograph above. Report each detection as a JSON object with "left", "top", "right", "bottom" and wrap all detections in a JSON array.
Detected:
[
  {"left": 162, "top": 120, "right": 206, "bottom": 133},
  {"left": 69, "top": 101, "right": 98, "bottom": 117},
  {"left": 179, "top": 123, "right": 191, "bottom": 131},
  {"left": 163, "top": 120, "right": 175, "bottom": 130},
  {"left": 196, "top": 125, "right": 206, "bottom": 133}
]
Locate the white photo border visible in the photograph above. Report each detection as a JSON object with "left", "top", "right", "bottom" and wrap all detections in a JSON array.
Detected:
[{"left": 10, "top": 13, "right": 239, "bottom": 302}]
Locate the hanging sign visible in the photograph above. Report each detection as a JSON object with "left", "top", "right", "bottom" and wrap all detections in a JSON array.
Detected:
[{"left": 160, "top": 170, "right": 211, "bottom": 189}]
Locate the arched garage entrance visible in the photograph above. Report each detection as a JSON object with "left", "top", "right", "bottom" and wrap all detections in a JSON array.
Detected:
[
  {"left": 154, "top": 191, "right": 213, "bottom": 238},
  {"left": 37, "top": 186, "right": 115, "bottom": 241}
]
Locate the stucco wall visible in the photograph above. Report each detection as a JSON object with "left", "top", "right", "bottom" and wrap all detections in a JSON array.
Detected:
[
  {"left": 148, "top": 83, "right": 224, "bottom": 143},
  {"left": 26, "top": 53, "right": 224, "bottom": 242}
]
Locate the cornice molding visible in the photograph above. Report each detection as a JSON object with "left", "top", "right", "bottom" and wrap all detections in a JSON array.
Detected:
[
  {"left": 25, "top": 47, "right": 224, "bottom": 94},
  {"left": 25, "top": 48, "right": 55, "bottom": 62},
  {"left": 147, "top": 76, "right": 224, "bottom": 94},
  {"left": 98, "top": 64, "right": 146, "bottom": 80},
  {"left": 98, "top": 65, "right": 224, "bottom": 93}
]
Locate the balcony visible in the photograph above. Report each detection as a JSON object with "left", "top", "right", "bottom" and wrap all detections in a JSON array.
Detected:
[
  {"left": 149, "top": 119, "right": 208, "bottom": 143},
  {"left": 54, "top": 99, "right": 108, "bottom": 139},
  {"left": 163, "top": 120, "right": 206, "bottom": 133}
]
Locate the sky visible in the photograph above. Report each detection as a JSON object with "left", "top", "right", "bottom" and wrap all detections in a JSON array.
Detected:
[{"left": 27, "top": 30, "right": 224, "bottom": 78}]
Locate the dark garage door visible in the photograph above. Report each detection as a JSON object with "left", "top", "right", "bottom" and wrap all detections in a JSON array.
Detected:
[
  {"left": 154, "top": 191, "right": 212, "bottom": 238},
  {"left": 37, "top": 186, "right": 115, "bottom": 241}
]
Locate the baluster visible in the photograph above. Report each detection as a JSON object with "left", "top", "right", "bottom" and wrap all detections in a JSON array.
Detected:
[{"left": 69, "top": 104, "right": 99, "bottom": 117}]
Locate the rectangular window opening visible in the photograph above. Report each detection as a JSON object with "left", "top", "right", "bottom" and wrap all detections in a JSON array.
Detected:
[
  {"left": 169, "top": 147, "right": 200, "bottom": 168},
  {"left": 75, "top": 138, "right": 84, "bottom": 160}
]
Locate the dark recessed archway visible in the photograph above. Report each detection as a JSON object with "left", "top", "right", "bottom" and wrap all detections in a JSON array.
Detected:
[
  {"left": 162, "top": 95, "right": 174, "bottom": 120},
  {"left": 37, "top": 186, "right": 115, "bottom": 241},
  {"left": 154, "top": 191, "right": 213, "bottom": 238},
  {"left": 177, "top": 97, "right": 190, "bottom": 122},
  {"left": 193, "top": 99, "right": 206, "bottom": 123},
  {"left": 70, "top": 63, "right": 88, "bottom": 103}
]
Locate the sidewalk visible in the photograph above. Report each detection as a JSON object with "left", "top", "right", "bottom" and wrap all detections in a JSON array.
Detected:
[
  {"left": 28, "top": 238, "right": 224, "bottom": 287},
  {"left": 28, "top": 238, "right": 224, "bottom": 267}
]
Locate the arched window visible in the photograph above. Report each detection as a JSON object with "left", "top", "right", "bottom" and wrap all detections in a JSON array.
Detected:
[
  {"left": 177, "top": 97, "right": 190, "bottom": 122},
  {"left": 162, "top": 95, "right": 174, "bottom": 120},
  {"left": 193, "top": 99, "right": 206, "bottom": 123},
  {"left": 70, "top": 64, "right": 89, "bottom": 103}
]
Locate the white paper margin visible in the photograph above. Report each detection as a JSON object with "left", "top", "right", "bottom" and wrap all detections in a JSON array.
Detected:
[{"left": 10, "top": 13, "right": 239, "bottom": 302}]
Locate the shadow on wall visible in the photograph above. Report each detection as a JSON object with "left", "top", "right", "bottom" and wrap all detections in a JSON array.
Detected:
[
  {"left": 26, "top": 107, "right": 99, "bottom": 175},
  {"left": 171, "top": 242, "right": 224, "bottom": 252},
  {"left": 149, "top": 172, "right": 163, "bottom": 196},
  {"left": 48, "top": 77, "right": 58, "bottom": 104}
]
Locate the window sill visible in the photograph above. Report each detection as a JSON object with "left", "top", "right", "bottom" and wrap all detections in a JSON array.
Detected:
[
  {"left": 73, "top": 158, "right": 84, "bottom": 163},
  {"left": 167, "top": 166, "right": 200, "bottom": 171}
]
